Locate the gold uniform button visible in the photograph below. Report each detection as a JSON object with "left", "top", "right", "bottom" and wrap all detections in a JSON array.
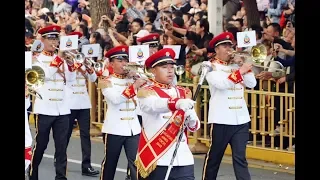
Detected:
[
  {"left": 120, "top": 117, "right": 134, "bottom": 120},
  {"left": 228, "top": 97, "right": 243, "bottom": 99},
  {"left": 48, "top": 89, "right": 63, "bottom": 91},
  {"left": 119, "top": 108, "right": 135, "bottom": 111},
  {"left": 72, "top": 84, "right": 85, "bottom": 87},
  {"left": 73, "top": 92, "right": 85, "bottom": 94},
  {"left": 162, "top": 116, "right": 171, "bottom": 119},
  {"left": 114, "top": 83, "right": 127, "bottom": 86},
  {"left": 229, "top": 106, "right": 242, "bottom": 109},
  {"left": 49, "top": 98, "right": 63, "bottom": 101}
]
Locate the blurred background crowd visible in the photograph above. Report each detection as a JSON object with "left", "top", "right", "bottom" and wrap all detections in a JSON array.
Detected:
[{"left": 25, "top": 0, "right": 295, "bottom": 149}]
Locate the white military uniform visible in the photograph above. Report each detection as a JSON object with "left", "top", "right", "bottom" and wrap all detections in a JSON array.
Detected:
[
  {"left": 101, "top": 74, "right": 141, "bottom": 136},
  {"left": 25, "top": 97, "right": 32, "bottom": 170},
  {"left": 33, "top": 52, "right": 73, "bottom": 115},
  {"left": 205, "top": 59, "right": 257, "bottom": 125},
  {"left": 65, "top": 65, "right": 97, "bottom": 109},
  {"left": 138, "top": 83, "right": 200, "bottom": 166}
]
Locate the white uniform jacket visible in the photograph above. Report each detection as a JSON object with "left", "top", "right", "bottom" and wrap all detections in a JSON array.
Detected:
[
  {"left": 101, "top": 74, "right": 141, "bottom": 136},
  {"left": 25, "top": 97, "right": 32, "bottom": 148},
  {"left": 205, "top": 59, "right": 257, "bottom": 125},
  {"left": 137, "top": 83, "right": 200, "bottom": 166},
  {"left": 65, "top": 65, "right": 97, "bottom": 110},
  {"left": 33, "top": 52, "right": 75, "bottom": 116},
  {"left": 25, "top": 97, "right": 32, "bottom": 170}
]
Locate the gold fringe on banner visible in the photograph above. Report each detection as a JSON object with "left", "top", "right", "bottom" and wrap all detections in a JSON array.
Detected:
[{"left": 134, "top": 159, "right": 157, "bottom": 178}]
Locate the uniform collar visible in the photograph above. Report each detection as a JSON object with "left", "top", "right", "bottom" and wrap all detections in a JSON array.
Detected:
[
  {"left": 42, "top": 50, "right": 54, "bottom": 56},
  {"left": 112, "top": 73, "right": 126, "bottom": 79},
  {"left": 213, "top": 58, "right": 228, "bottom": 66},
  {"left": 152, "top": 79, "right": 172, "bottom": 89}
]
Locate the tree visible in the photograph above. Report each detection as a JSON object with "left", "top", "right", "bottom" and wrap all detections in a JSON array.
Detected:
[
  {"left": 88, "top": 0, "right": 111, "bottom": 31},
  {"left": 242, "top": 0, "right": 260, "bottom": 27}
]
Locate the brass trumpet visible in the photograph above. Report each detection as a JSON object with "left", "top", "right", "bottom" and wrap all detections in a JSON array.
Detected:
[
  {"left": 84, "top": 58, "right": 103, "bottom": 72},
  {"left": 228, "top": 43, "right": 285, "bottom": 73},
  {"left": 63, "top": 50, "right": 85, "bottom": 64},
  {"left": 123, "top": 63, "right": 185, "bottom": 79},
  {"left": 123, "top": 63, "right": 155, "bottom": 79},
  {"left": 174, "top": 65, "right": 185, "bottom": 76},
  {"left": 25, "top": 65, "right": 45, "bottom": 99},
  {"left": 52, "top": 45, "right": 85, "bottom": 65}
]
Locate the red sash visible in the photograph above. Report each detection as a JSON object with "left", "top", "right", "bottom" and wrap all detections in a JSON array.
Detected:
[{"left": 135, "top": 86, "right": 187, "bottom": 178}]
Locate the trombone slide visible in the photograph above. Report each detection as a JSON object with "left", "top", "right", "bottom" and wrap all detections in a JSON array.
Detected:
[{"left": 27, "top": 88, "right": 43, "bottom": 100}]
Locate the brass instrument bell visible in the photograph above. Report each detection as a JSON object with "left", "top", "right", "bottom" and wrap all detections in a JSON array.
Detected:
[
  {"left": 229, "top": 43, "right": 285, "bottom": 73},
  {"left": 62, "top": 50, "right": 85, "bottom": 64},
  {"left": 174, "top": 65, "right": 185, "bottom": 76},
  {"left": 84, "top": 58, "right": 103, "bottom": 72},
  {"left": 25, "top": 65, "right": 45, "bottom": 99}
]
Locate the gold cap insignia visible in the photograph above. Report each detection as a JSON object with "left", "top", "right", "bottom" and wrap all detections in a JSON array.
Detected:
[
  {"left": 122, "top": 48, "right": 125, "bottom": 52},
  {"left": 153, "top": 36, "right": 157, "bottom": 40},
  {"left": 53, "top": 27, "right": 56, "bottom": 31},
  {"left": 226, "top": 35, "right": 230, "bottom": 39},
  {"left": 166, "top": 52, "right": 170, "bottom": 56}
]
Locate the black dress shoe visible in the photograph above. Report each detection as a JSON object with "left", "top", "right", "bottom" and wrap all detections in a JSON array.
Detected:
[
  {"left": 82, "top": 167, "right": 99, "bottom": 176},
  {"left": 54, "top": 159, "right": 56, "bottom": 167}
]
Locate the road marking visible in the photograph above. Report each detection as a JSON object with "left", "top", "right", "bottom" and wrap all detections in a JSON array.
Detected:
[{"left": 43, "top": 154, "right": 127, "bottom": 173}]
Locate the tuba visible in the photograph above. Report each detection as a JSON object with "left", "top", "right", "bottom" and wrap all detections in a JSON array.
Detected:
[{"left": 25, "top": 65, "right": 45, "bottom": 99}]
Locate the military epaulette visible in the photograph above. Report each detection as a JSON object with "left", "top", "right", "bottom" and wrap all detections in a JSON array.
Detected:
[
  {"left": 98, "top": 77, "right": 112, "bottom": 89},
  {"left": 137, "top": 86, "right": 157, "bottom": 98}
]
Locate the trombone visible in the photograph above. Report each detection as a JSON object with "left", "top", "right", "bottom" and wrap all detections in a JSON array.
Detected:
[
  {"left": 84, "top": 58, "right": 103, "bottom": 73},
  {"left": 228, "top": 43, "right": 285, "bottom": 73},
  {"left": 25, "top": 65, "right": 45, "bottom": 99}
]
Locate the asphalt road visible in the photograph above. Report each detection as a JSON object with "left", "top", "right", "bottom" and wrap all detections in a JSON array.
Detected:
[{"left": 30, "top": 129, "right": 295, "bottom": 180}]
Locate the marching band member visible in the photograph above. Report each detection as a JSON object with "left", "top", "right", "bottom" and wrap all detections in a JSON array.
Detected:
[
  {"left": 136, "top": 33, "right": 161, "bottom": 55},
  {"left": 25, "top": 84, "right": 32, "bottom": 171},
  {"left": 29, "top": 25, "right": 75, "bottom": 180},
  {"left": 99, "top": 45, "right": 145, "bottom": 180},
  {"left": 136, "top": 33, "right": 178, "bottom": 86},
  {"left": 202, "top": 32, "right": 256, "bottom": 180},
  {"left": 135, "top": 48, "right": 200, "bottom": 180},
  {"left": 120, "top": 33, "right": 163, "bottom": 180},
  {"left": 64, "top": 31, "right": 99, "bottom": 176},
  {"left": 132, "top": 33, "right": 163, "bottom": 126}
]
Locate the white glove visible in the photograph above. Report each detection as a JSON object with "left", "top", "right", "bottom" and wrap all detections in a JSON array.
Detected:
[
  {"left": 184, "top": 109, "right": 199, "bottom": 127},
  {"left": 175, "top": 99, "right": 196, "bottom": 112}
]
